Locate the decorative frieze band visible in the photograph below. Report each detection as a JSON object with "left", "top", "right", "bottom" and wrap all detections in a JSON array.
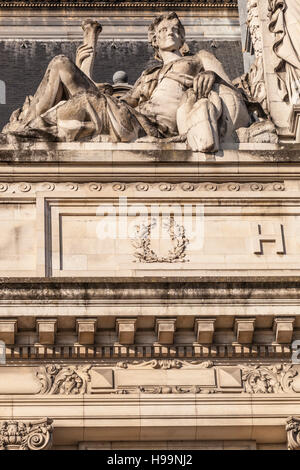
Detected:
[
  {"left": 0, "top": 361, "right": 299, "bottom": 396},
  {"left": 30, "top": 362, "right": 300, "bottom": 395},
  {"left": 0, "top": 0, "right": 238, "bottom": 8},
  {"left": 0, "top": 181, "right": 286, "bottom": 194}
]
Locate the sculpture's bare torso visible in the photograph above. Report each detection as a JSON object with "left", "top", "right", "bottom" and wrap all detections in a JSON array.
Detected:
[{"left": 137, "top": 56, "right": 204, "bottom": 135}]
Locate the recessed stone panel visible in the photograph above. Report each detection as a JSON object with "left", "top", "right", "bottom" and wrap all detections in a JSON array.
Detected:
[
  {"left": 115, "top": 369, "right": 216, "bottom": 387},
  {"left": 0, "top": 367, "right": 41, "bottom": 394}
]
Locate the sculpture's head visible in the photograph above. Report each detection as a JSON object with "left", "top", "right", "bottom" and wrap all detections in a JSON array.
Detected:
[{"left": 148, "top": 12, "right": 189, "bottom": 61}]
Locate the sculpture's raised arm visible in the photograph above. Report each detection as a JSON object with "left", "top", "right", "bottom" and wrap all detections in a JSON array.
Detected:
[{"left": 76, "top": 19, "right": 102, "bottom": 81}]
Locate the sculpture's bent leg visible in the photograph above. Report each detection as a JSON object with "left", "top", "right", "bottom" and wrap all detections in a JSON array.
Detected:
[
  {"left": 3, "top": 55, "right": 98, "bottom": 135},
  {"left": 25, "top": 55, "right": 98, "bottom": 124}
]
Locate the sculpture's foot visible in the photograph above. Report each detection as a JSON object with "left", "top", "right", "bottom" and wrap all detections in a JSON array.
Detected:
[{"left": 237, "top": 120, "right": 278, "bottom": 144}]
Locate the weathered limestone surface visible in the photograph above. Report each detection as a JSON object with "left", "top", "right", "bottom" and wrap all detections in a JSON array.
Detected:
[
  {"left": 2, "top": 1, "right": 300, "bottom": 451},
  {"left": 0, "top": 143, "right": 297, "bottom": 278},
  {"left": 0, "top": 143, "right": 299, "bottom": 449}
]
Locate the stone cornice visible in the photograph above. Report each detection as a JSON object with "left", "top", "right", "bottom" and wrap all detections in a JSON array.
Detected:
[
  {"left": 3, "top": 344, "right": 294, "bottom": 361},
  {"left": 0, "top": 0, "right": 237, "bottom": 9},
  {"left": 0, "top": 277, "right": 300, "bottom": 300}
]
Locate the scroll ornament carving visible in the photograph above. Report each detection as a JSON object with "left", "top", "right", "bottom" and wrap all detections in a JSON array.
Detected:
[
  {"left": 131, "top": 217, "right": 189, "bottom": 263},
  {"left": 139, "top": 386, "right": 216, "bottom": 394},
  {"left": 0, "top": 181, "right": 286, "bottom": 194},
  {"left": 0, "top": 419, "right": 53, "bottom": 451},
  {"left": 241, "top": 364, "right": 298, "bottom": 393},
  {"left": 286, "top": 417, "right": 300, "bottom": 450},
  {"left": 36, "top": 365, "right": 91, "bottom": 395},
  {"left": 115, "top": 386, "right": 217, "bottom": 395},
  {"left": 116, "top": 360, "right": 214, "bottom": 369}
]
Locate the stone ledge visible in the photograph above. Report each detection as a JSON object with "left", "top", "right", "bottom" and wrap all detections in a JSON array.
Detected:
[
  {"left": 0, "top": 142, "right": 295, "bottom": 164},
  {"left": 0, "top": 394, "right": 293, "bottom": 445},
  {"left": 1, "top": 276, "right": 300, "bottom": 298}
]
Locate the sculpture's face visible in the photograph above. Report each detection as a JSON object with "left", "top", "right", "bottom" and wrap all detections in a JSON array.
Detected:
[{"left": 155, "top": 18, "right": 183, "bottom": 53}]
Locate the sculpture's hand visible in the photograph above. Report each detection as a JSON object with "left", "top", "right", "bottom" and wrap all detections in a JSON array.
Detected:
[
  {"left": 193, "top": 71, "right": 215, "bottom": 100},
  {"left": 76, "top": 44, "right": 94, "bottom": 69}
]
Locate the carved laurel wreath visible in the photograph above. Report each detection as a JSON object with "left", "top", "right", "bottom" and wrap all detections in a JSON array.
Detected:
[{"left": 131, "top": 217, "right": 189, "bottom": 263}]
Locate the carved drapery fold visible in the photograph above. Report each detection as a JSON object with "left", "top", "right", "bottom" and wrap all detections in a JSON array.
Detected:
[
  {"left": 268, "top": 0, "right": 300, "bottom": 105},
  {"left": 234, "top": 0, "right": 268, "bottom": 115}
]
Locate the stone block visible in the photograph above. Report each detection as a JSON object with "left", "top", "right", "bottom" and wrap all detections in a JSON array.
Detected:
[
  {"left": 235, "top": 318, "right": 255, "bottom": 344},
  {"left": 116, "top": 319, "right": 136, "bottom": 345},
  {"left": 155, "top": 319, "right": 176, "bottom": 345},
  {"left": 273, "top": 317, "right": 295, "bottom": 344},
  {"left": 76, "top": 319, "right": 97, "bottom": 345},
  {"left": 36, "top": 319, "right": 57, "bottom": 345},
  {"left": 194, "top": 318, "right": 216, "bottom": 344},
  {"left": 0, "top": 319, "right": 17, "bottom": 345},
  {"left": 90, "top": 369, "right": 114, "bottom": 391},
  {"left": 218, "top": 367, "right": 242, "bottom": 388}
]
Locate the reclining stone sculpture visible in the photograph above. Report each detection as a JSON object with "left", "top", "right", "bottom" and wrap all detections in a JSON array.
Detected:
[{"left": 2, "top": 12, "right": 254, "bottom": 152}]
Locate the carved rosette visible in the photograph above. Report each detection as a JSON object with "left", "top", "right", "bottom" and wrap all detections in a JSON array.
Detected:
[{"left": 0, "top": 419, "right": 53, "bottom": 451}]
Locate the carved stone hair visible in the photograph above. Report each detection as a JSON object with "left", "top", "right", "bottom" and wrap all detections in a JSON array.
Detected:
[{"left": 148, "top": 12, "right": 190, "bottom": 61}]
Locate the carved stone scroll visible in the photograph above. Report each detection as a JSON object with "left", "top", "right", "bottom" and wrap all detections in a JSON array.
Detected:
[
  {"left": 36, "top": 365, "right": 91, "bottom": 395},
  {"left": 240, "top": 364, "right": 297, "bottom": 394},
  {"left": 286, "top": 416, "right": 300, "bottom": 450},
  {"left": 0, "top": 418, "right": 53, "bottom": 450}
]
